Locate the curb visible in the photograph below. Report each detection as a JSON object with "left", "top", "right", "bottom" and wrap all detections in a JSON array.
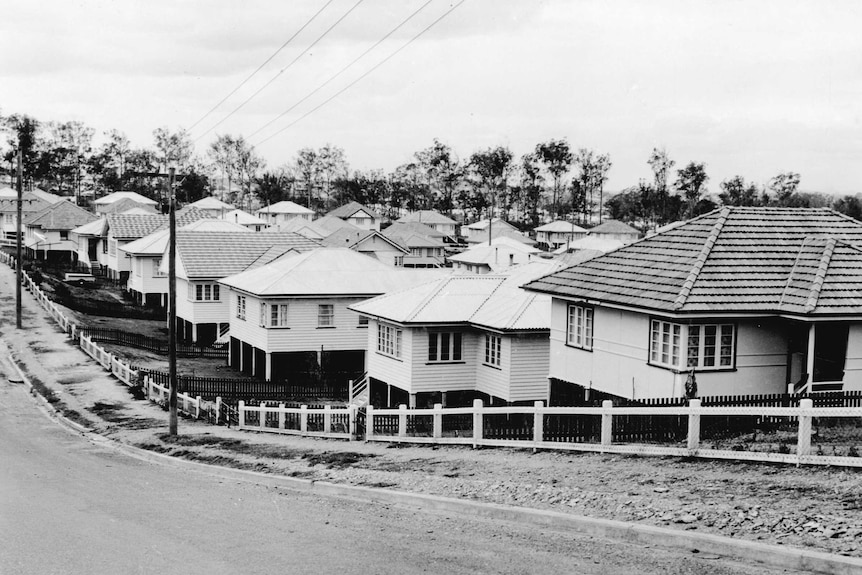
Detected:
[{"left": 8, "top": 356, "right": 862, "bottom": 575}]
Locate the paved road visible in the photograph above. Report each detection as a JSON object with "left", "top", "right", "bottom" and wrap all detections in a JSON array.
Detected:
[{"left": 0, "top": 376, "right": 794, "bottom": 575}]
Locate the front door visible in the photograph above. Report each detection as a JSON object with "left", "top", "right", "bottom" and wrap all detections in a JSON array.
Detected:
[{"left": 814, "top": 323, "right": 849, "bottom": 382}]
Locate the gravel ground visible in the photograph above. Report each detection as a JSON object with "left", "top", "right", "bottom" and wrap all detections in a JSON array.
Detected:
[{"left": 2, "top": 266, "right": 862, "bottom": 561}]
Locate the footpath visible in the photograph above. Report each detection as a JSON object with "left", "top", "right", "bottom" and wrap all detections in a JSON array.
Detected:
[{"left": 1, "top": 261, "right": 861, "bottom": 574}]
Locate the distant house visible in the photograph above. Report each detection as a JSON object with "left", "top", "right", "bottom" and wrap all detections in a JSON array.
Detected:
[
  {"left": 0, "top": 191, "right": 61, "bottom": 242},
  {"left": 93, "top": 191, "right": 158, "bottom": 214},
  {"left": 121, "top": 220, "right": 250, "bottom": 308},
  {"left": 350, "top": 261, "right": 561, "bottom": 408},
  {"left": 266, "top": 214, "right": 357, "bottom": 241},
  {"left": 397, "top": 210, "right": 458, "bottom": 239},
  {"left": 523, "top": 207, "right": 862, "bottom": 401},
  {"left": 462, "top": 218, "right": 529, "bottom": 244},
  {"left": 98, "top": 197, "right": 159, "bottom": 215},
  {"left": 327, "top": 201, "right": 383, "bottom": 231},
  {"left": 586, "top": 219, "right": 640, "bottom": 244},
  {"left": 70, "top": 217, "right": 109, "bottom": 272},
  {"left": 255, "top": 200, "right": 315, "bottom": 226},
  {"left": 219, "top": 209, "right": 268, "bottom": 232},
  {"left": 448, "top": 236, "right": 541, "bottom": 274},
  {"left": 535, "top": 220, "right": 588, "bottom": 249},
  {"left": 218, "top": 248, "right": 443, "bottom": 387},
  {"left": 382, "top": 222, "right": 447, "bottom": 268},
  {"left": 171, "top": 231, "right": 320, "bottom": 345},
  {"left": 320, "top": 228, "right": 408, "bottom": 267},
  {"left": 188, "top": 196, "right": 235, "bottom": 218},
  {"left": 24, "top": 201, "right": 98, "bottom": 261}
]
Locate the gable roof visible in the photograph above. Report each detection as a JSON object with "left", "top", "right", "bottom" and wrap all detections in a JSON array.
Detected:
[
  {"left": 588, "top": 219, "right": 640, "bottom": 236},
  {"left": 465, "top": 224, "right": 534, "bottom": 245},
  {"left": 397, "top": 210, "right": 457, "bottom": 226},
  {"left": 256, "top": 200, "right": 314, "bottom": 215},
  {"left": 189, "top": 196, "right": 235, "bottom": 211},
  {"left": 383, "top": 222, "right": 447, "bottom": 248},
  {"left": 99, "top": 197, "right": 158, "bottom": 215},
  {"left": 176, "top": 231, "right": 320, "bottom": 279},
  {"left": 25, "top": 200, "right": 98, "bottom": 230},
  {"left": 327, "top": 201, "right": 382, "bottom": 221},
  {"left": 524, "top": 207, "right": 862, "bottom": 317},
  {"left": 219, "top": 247, "right": 442, "bottom": 296},
  {"left": 321, "top": 228, "right": 408, "bottom": 252},
  {"left": 464, "top": 217, "right": 519, "bottom": 232},
  {"left": 351, "top": 261, "right": 562, "bottom": 331},
  {"left": 535, "top": 220, "right": 588, "bottom": 233},
  {"left": 94, "top": 191, "right": 157, "bottom": 205}
]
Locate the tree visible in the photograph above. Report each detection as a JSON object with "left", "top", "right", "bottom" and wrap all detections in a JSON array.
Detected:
[
  {"left": 572, "top": 149, "right": 612, "bottom": 224},
  {"left": 102, "top": 129, "right": 130, "bottom": 181},
  {"left": 153, "top": 127, "right": 193, "bottom": 172},
  {"left": 768, "top": 171, "right": 801, "bottom": 206},
  {"left": 293, "top": 147, "right": 320, "bottom": 209},
  {"left": 1, "top": 113, "right": 39, "bottom": 187},
  {"left": 718, "top": 175, "right": 761, "bottom": 207},
  {"left": 834, "top": 194, "right": 862, "bottom": 221},
  {"left": 317, "top": 144, "right": 348, "bottom": 210},
  {"left": 178, "top": 166, "right": 210, "bottom": 204},
  {"left": 207, "top": 134, "right": 238, "bottom": 199},
  {"left": 535, "top": 139, "right": 572, "bottom": 218},
  {"left": 231, "top": 136, "right": 265, "bottom": 209},
  {"left": 468, "top": 146, "right": 514, "bottom": 227},
  {"left": 124, "top": 148, "right": 160, "bottom": 199},
  {"left": 646, "top": 147, "right": 676, "bottom": 227},
  {"left": 255, "top": 170, "right": 290, "bottom": 206},
  {"left": 518, "top": 153, "right": 544, "bottom": 228},
  {"left": 415, "top": 139, "right": 463, "bottom": 215},
  {"left": 674, "top": 162, "right": 709, "bottom": 218}
]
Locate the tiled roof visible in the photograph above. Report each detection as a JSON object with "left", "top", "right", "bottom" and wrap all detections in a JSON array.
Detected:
[
  {"left": 1, "top": 187, "right": 64, "bottom": 204},
  {"left": 588, "top": 219, "right": 640, "bottom": 236},
  {"left": 107, "top": 207, "right": 210, "bottom": 239},
  {"left": 256, "top": 200, "right": 314, "bottom": 215},
  {"left": 524, "top": 207, "right": 862, "bottom": 317},
  {"left": 177, "top": 230, "right": 320, "bottom": 279},
  {"left": 397, "top": 210, "right": 457, "bottom": 226},
  {"left": 219, "top": 247, "right": 443, "bottom": 296},
  {"left": 327, "top": 201, "right": 382, "bottom": 221},
  {"left": 0, "top": 193, "right": 52, "bottom": 215},
  {"left": 351, "top": 260, "right": 562, "bottom": 331},
  {"left": 535, "top": 220, "right": 587, "bottom": 233},
  {"left": 25, "top": 200, "right": 98, "bottom": 230}
]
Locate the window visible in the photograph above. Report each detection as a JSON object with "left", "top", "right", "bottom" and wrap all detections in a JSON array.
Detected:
[
  {"left": 428, "top": 332, "right": 462, "bottom": 362},
  {"left": 3, "top": 214, "right": 12, "bottom": 224},
  {"left": 194, "top": 284, "right": 219, "bottom": 301},
  {"left": 259, "top": 302, "right": 267, "bottom": 327},
  {"left": 318, "top": 304, "right": 334, "bottom": 327},
  {"left": 102, "top": 239, "right": 108, "bottom": 254},
  {"left": 59, "top": 230, "right": 68, "bottom": 240},
  {"left": 152, "top": 258, "right": 165, "bottom": 277},
  {"left": 236, "top": 295, "right": 246, "bottom": 320},
  {"left": 108, "top": 239, "right": 117, "bottom": 257},
  {"left": 485, "top": 334, "right": 502, "bottom": 366},
  {"left": 650, "top": 320, "right": 734, "bottom": 370},
  {"left": 358, "top": 315, "right": 369, "bottom": 327},
  {"left": 566, "top": 305, "right": 593, "bottom": 350},
  {"left": 271, "top": 304, "right": 289, "bottom": 327},
  {"left": 377, "top": 323, "right": 402, "bottom": 358}
]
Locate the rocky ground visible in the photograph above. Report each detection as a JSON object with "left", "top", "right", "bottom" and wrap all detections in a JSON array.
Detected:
[{"left": 1, "top": 264, "right": 861, "bottom": 560}]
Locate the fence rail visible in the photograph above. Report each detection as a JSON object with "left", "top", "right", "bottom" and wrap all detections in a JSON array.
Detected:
[
  {"left": 80, "top": 326, "right": 227, "bottom": 359},
  {"left": 238, "top": 401, "right": 356, "bottom": 439}
]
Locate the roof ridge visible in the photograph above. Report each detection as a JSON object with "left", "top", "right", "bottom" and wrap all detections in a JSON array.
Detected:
[
  {"left": 778, "top": 236, "right": 810, "bottom": 309},
  {"left": 804, "top": 238, "right": 836, "bottom": 313},
  {"left": 673, "top": 207, "right": 729, "bottom": 310}
]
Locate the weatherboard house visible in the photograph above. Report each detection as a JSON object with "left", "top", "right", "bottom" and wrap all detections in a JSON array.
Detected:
[{"left": 523, "top": 207, "right": 862, "bottom": 400}]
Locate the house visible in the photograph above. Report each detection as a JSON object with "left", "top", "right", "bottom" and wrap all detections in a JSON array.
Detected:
[
  {"left": 70, "top": 217, "right": 109, "bottom": 272},
  {"left": 172, "top": 230, "right": 320, "bottom": 345},
  {"left": 24, "top": 201, "right": 98, "bottom": 261},
  {"left": 552, "top": 235, "right": 625, "bottom": 255},
  {"left": 218, "top": 248, "right": 444, "bottom": 387},
  {"left": 327, "top": 201, "right": 383, "bottom": 231},
  {"left": 586, "top": 219, "right": 640, "bottom": 244},
  {"left": 255, "top": 200, "right": 315, "bottom": 226},
  {"left": 462, "top": 218, "right": 529, "bottom": 244},
  {"left": 93, "top": 191, "right": 158, "bottom": 214},
  {"left": 121, "top": 219, "right": 250, "bottom": 308},
  {"left": 266, "top": 214, "right": 357, "bottom": 241},
  {"left": 350, "top": 261, "right": 562, "bottom": 408},
  {"left": 535, "top": 220, "right": 588, "bottom": 249},
  {"left": 523, "top": 207, "right": 862, "bottom": 401},
  {"left": 0, "top": 192, "right": 60, "bottom": 242},
  {"left": 219, "top": 209, "right": 268, "bottom": 232},
  {"left": 320, "top": 228, "right": 408, "bottom": 267},
  {"left": 382, "top": 222, "right": 447, "bottom": 268},
  {"left": 396, "top": 210, "right": 458, "bottom": 239},
  {"left": 448, "top": 236, "right": 541, "bottom": 274},
  {"left": 188, "top": 196, "right": 235, "bottom": 218},
  {"left": 98, "top": 197, "right": 158, "bottom": 215}
]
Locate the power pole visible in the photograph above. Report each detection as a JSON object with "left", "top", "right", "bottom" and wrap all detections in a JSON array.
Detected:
[
  {"left": 16, "top": 148, "right": 23, "bottom": 329},
  {"left": 168, "top": 167, "right": 178, "bottom": 436}
]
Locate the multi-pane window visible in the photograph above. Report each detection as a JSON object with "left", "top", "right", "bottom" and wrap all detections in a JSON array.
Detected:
[
  {"left": 650, "top": 320, "right": 734, "bottom": 370},
  {"left": 59, "top": 231, "right": 68, "bottom": 240},
  {"left": 566, "top": 305, "right": 594, "bottom": 350},
  {"left": 236, "top": 295, "right": 246, "bottom": 320},
  {"left": 259, "top": 302, "right": 267, "bottom": 327},
  {"left": 318, "top": 304, "right": 334, "bottom": 327},
  {"left": 484, "top": 334, "right": 502, "bottom": 366},
  {"left": 108, "top": 239, "right": 117, "bottom": 257},
  {"left": 358, "top": 315, "right": 369, "bottom": 327},
  {"left": 153, "top": 258, "right": 165, "bottom": 277},
  {"left": 428, "top": 332, "right": 462, "bottom": 362},
  {"left": 377, "top": 323, "right": 402, "bottom": 358},
  {"left": 271, "top": 304, "right": 289, "bottom": 327},
  {"left": 194, "top": 284, "right": 220, "bottom": 301}
]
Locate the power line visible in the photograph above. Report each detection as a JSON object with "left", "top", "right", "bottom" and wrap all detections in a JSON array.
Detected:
[
  {"left": 254, "top": 0, "right": 466, "bottom": 147},
  {"left": 187, "top": 0, "right": 335, "bottom": 133},
  {"left": 248, "top": 0, "right": 435, "bottom": 141},
  {"left": 194, "top": 0, "right": 365, "bottom": 142}
]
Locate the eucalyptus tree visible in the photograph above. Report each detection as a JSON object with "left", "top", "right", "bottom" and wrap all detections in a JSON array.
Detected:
[
  {"left": 415, "top": 139, "right": 463, "bottom": 215},
  {"left": 674, "top": 162, "right": 709, "bottom": 218},
  {"left": 535, "top": 139, "right": 572, "bottom": 218},
  {"left": 468, "top": 146, "right": 514, "bottom": 223}
]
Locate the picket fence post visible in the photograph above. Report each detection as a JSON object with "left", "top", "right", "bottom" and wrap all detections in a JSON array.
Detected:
[
  {"left": 432, "top": 403, "right": 443, "bottom": 439},
  {"left": 398, "top": 404, "right": 407, "bottom": 437},
  {"left": 687, "top": 399, "right": 702, "bottom": 453},
  {"left": 349, "top": 406, "right": 357, "bottom": 440},
  {"left": 215, "top": 397, "right": 222, "bottom": 425},
  {"left": 797, "top": 398, "right": 814, "bottom": 464},
  {"left": 278, "top": 403, "right": 285, "bottom": 430},
  {"left": 533, "top": 400, "right": 544, "bottom": 451},
  {"left": 472, "top": 399, "right": 484, "bottom": 448},
  {"left": 259, "top": 402, "right": 266, "bottom": 430},
  {"left": 300, "top": 405, "right": 308, "bottom": 434},
  {"left": 600, "top": 400, "right": 614, "bottom": 453},
  {"left": 365, "top": 405, "right": 374, "bottom": 441},
  {"left": 324, "top": 405, "right": 332, "bottom": 434},
  {"left": 238, "top": 401, "right": 246, "bottom": 429}
]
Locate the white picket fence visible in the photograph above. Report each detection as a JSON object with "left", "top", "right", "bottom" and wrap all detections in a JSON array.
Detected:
[
  {"left": 238, "top": 401, "right": 357, "bottom": 440},
  {"left": 142, "top": 375, "right": 203, "bottom": 419}
]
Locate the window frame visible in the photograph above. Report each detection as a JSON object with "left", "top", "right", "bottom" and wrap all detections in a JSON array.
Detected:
[
  {"left": 427, "top": 331, "right": 463, "bottom": 363},
  {"left": 649, "top": 319, "right": 736, "bottom": 372},
  {"left": 484, "top": 333, "right": 502, "bottom": 367},
  {"left": 270, "top": 303, "right": 289, "bottom": 328},
  {"left": 377, "top": 323, "right": 402, "bottom": 359},
  {"left": 318, "top": 303, "right": 334, "bottom": 327},
  {"left": 236, "top": 295, "right": 246, "bottom": 320},
  {"left": 566, "top": 304, "right": 594, "bottom": 351}
]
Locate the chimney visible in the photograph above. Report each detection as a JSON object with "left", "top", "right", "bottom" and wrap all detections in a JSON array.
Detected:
[{"left": 509, "top": 253, "right": 514, "bottom": 266}]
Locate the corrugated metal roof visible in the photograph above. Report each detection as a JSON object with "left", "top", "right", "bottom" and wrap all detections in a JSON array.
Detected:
[
  {"left": 94, "top": 191, "right": 157, "bottom": 205},
  {"left": 524, "top": 207, "right": 862, "bottom": 317},
  {"left": 535, "top": 220, "right": 587, "bottom": 233},
  {"left": 397, "top": 210, "right": 457, "bottom": 226},
  {"left": 219, "top": 247, "right": 444, "bottom": 295},
  {"left": 189, "top": 196, "right": 234, "bottom": 210},
  {"left": 588, "top": 219, "right": 641, "bottom": 235},
  {"left": 327, "top": 201, "right": 382, "bottom": 221},
  {"left": 256, "top": 200, "right": 314, "bottom": 215}
]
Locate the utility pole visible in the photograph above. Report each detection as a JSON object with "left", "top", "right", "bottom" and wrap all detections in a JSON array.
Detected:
[
  {"left": 168, "top": 167, "right": 178, "bottom": 436},
  {"left": 16, "top": 148, "right": 23, "bottom": 329}
]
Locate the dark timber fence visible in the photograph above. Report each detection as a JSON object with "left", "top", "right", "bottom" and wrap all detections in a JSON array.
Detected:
[{"left": 81, "top": 327, "right": 227, "bottom": 359}]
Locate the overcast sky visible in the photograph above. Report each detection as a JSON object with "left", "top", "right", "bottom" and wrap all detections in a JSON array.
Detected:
[{"left": 2, "top": 0, "right": 861, "bottom": 195}]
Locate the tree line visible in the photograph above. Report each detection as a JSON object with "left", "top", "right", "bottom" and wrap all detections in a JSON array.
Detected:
[{"left": 2, "top": 110, "right": 860, "bottom": 226}]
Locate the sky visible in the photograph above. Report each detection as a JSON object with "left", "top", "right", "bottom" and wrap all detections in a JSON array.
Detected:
[{"left": 1, "top": 0, "right": 861, "bottom": 195}]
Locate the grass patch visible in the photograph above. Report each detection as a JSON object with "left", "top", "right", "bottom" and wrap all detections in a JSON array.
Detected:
[{"left": 303, "top": 451, "right": 376, "bottom": 469}]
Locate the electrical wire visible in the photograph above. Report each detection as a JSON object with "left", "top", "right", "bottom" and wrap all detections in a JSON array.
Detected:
[
  {"left": 254, "top": 0, "right": 466, "bottom": 147},
  {"left": 247, "top": 0, "right": 434, "bottom": 141},
  {"left": 194, "top": 0, "right": 365, "bottom": 142},
  {"left": 187, "top": 0, "right": 335, "bottom": 133}
]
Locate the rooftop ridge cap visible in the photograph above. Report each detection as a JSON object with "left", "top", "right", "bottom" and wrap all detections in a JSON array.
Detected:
[
  {"left": 804, "top": 238, "right": 836, "bottom": 313},
  {"left": 778, "top": 236, "right": 812, "bottom": 310},
  {"left": 673, "top": 207, "right": 729, "bottom": 310}
]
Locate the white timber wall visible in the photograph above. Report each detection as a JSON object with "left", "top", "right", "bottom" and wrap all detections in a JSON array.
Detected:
[
  {"left": 176, "top": 278, "right": 230, "bottom": 326},
  {"left": 366, "top": 320, "right": 414, "bottom": 389},
  {"left": 507, "top": 333, "right": 551, "bottom": 402},
  {"left": 410, "top": 330, "right": 480, "bottom": 394},
  {"left": 844, "top": 324, "right": 862, "bottom": 391}
]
